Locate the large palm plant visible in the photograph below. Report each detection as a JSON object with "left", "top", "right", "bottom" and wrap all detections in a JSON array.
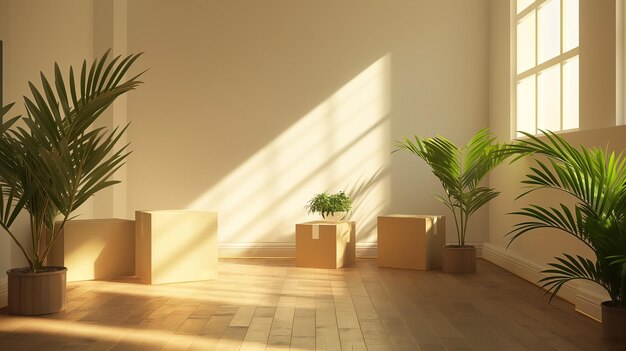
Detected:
[
  {"left": 508, "top": 131, "right": 626, "bottom": 308},
  {"left": 395, "top": 129, "right": 510, "bottom": 246},
  {"left": 0, "top": 50, "right": 143, "bottom": 272}
]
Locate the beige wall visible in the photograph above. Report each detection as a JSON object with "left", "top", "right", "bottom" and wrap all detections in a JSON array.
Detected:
[
  {"left": 0, "top": 0, "right": 95, "bottom": 304},
  {"left": 580, "top": 0, "right": 616, "bottom": 129},
  {"left": 487, "top": 0, "right": 622, "bottom": 319},
  {"left": 0, "top": 0, "right": 621, "bottom": 319},
  {"left": 488, "top": 0, "right": 622, "bottom": 261},
  {"left": 0, "top": 0, "right": 491, "bottom": 303},
  {"left": 125, "top": 0, "right": 490, "bottom": 253},
  {"left": 92, "top": 0, "right": 131, "bottom": 219}
]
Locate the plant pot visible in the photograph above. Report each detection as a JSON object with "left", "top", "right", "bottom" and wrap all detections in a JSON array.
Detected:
[
  {"left": 322, "top": 212, "right": 347, "bottom": 222},
  {"left": 442, "top": 245, "right": 476, "bottom": 273},
  {"left": 601, "top": 301, "right": 626, "bottom": 341},
  {"left": 7, "top": 266, "right": 67, "bottom": 315}
]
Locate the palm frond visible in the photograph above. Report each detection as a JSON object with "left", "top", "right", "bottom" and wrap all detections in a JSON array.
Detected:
[
  {"left": 507, "top": 204, "right": 590, "bottom": 248},
  {"left": 395, "top": 129, "right": 510, "bottom": 246},
  {"left": 539, "top": 254, "right": 604, "bottom": 301},
  {"left": 510, "top": 129, "right": 626, "bottom": 306},
  {"left": 0, "top": 50, "right": 144, "bottom": 271}
]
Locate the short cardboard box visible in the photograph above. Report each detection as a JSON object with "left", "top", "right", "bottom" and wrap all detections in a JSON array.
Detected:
[
  {"left": 135, "top": 210, "right": 218, "bottom": 284},
  {"left": 377, "top": 215, "right": 445, "bottom": 270},
  {"left": 296, "top": 221, "right": 356, "bottom": 269},
  {"left": 48, "top": 219, "right": 135, "bottom": 282}
]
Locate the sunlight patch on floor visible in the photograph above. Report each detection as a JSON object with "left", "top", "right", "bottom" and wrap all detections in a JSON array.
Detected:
[{"left": 0, "top": 317, "right": 301, "bottom": 350}]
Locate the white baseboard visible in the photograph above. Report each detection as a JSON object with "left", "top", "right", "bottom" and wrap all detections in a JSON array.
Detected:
[
  {"left": 575, "top": 285, "right": 610, "bottom": 322},
  {"left": 0, "top": 277, "right": 7, "bottom": 308},
  {"left": 482, "top": 242, "right": 606, "bottom": 321},
  {"left": 218, "top": 242, "right": 378, "bottom": 258},
  {"left": 356, "top": 242, "right": 377, "bottom": 258},
  {"left": 218, "top": 242, "right": 481, "bottom": 259}
]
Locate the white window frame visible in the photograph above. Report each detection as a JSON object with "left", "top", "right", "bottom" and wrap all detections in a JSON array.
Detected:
[{"left": 512, "top": 0, "right": 579, "bottom": 137}]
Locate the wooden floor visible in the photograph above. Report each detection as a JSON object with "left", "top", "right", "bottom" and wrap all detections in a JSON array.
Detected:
[{"left": 1, "top": 258, "right": 625, "bottom": 351}]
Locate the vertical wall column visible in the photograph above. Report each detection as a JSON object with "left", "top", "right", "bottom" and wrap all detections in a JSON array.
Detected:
[
  {"left": 579, "top": 0, "right": 616, "bottom": 129},
  {"left": 93, "top": 0, "right": 129, "bottom": 219}
]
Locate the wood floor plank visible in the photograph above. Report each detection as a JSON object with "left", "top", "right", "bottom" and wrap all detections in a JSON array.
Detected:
[
  {"left": 315, "top": 325, "right": 341, "bottom": 350},
  {"left": 359, "top": 319, "right": 392, "bottom": 349},
  {"left": 215, "top": 326, "right": 248, "bottom": 350},
  {"left": 1, "top": 258, "right": 625, "bottom": 351},
  {"left": 176, "top": 317, "right": 209, "bottom": 336},
  {"left": 290, "top": 335, "right": 315, "bottom": 350},
  {"left": 338, "top": 327, "right": 367, "bottom": 349},
  {"left": 291, "top": 315, "right": 315, "bottom": 338},
  {"left": 160, "top": 334, "right": 194, "bottom": 351},
  {"left": 189, "top": 303, "right": 220, "bottom": 319},
  {"left": 387, "top": 291, "right": 441, "bottom": 345},
  {"left": 230, "top": 305, "right": 256, "bottom": 327},
  {"left": 191, "top": 314, "right": 233, "bottom": 350},
  {"left": 268, "top": 306, "right": 294, "bottom": 346},
  {"left": 380, "top": 318, "right": 421, "bottom": 350},
  {"left": 241, "top": 316, "right": 273, "bottom": 350}
]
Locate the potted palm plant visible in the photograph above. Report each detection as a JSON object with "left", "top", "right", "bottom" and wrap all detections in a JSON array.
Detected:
[
  {"left": 306, "top": 191, "right": 352, "bottom": 221},
  {"left": 508, "top": 131, "right": 626, "bottom": 340},
  {"left": 395, "top": 129, "right": 510, "bottom": 273},
  {"left": 0, "top": 50, "right": 143, "bottom": 315}
]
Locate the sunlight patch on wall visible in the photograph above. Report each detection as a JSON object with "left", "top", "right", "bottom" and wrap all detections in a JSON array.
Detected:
[{"left": 188, "top": 55, "right": 392, "bottom": 245}]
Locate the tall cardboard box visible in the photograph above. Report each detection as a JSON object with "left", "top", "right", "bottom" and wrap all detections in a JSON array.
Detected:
[
  {"left": 135, "top": 210, "right": 218, "bottom": 284},
  {"left": 296, "top": 221, "right": 356, "bottom": 269},
  {"left": 48, "top": 219, "right": 135, "bottom": 282},
  {"left": 377, "top": 215, "right": 445, "bottom": 270}
]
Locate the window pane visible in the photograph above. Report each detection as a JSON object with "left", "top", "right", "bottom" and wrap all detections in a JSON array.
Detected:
[
  {"left": 538, "top": 65, "right": 561, "bottom": 131},
  {"left": 517, "top": 0, "right": 534, "bottom": 14},
  {"left": 517, "top": 12, "right": 536, "bottom": 74},
  {"left": 517, "top": 76, "right": 536, "bottom": 135},
  {"left": 563, "top": 56, "right": 579, "bottom": 130},
  {"left": 514, "top": 0, "right": 579, "bottom": 136},
  {"left": 563, "top": 0, "right": 579, "bottom": 52},
  {"left": 538, "top": 0, "right": 560, "bottom": 64}
]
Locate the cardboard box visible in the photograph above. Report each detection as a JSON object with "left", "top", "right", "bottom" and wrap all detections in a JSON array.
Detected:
[
  {"left": 377, "top": 215, "right": 445, "bottom": 270},
  {"left": 296, "top": 221, "right": 356, "bottom": 269},
  {"left": 48, "top": 219, "right": 135, "bottom": 282},
  {"left": 135, "top": 210, "right": 218, "bottom": 284}
]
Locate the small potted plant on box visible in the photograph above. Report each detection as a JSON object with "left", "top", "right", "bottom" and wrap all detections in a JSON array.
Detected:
[
  {"left": 0, "top": 50, "right": 143, "bottom": 315},
  {"left": 395, "top": 129, "right": 511, "bottom": 273},
  {"left": 306, "top": 191, "right": 352, "bottom": 221},
  {"left": 508, "top": 130, "right": 626, "bottom": 341}
]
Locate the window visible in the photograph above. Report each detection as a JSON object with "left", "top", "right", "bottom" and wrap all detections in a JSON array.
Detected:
[{"left": 515, "top": 0, "right": 579, "bottom": 136}]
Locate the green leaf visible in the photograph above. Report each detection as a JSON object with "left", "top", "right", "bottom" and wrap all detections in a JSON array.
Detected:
[
  {"left": 508, "top": 129, "right": 626, "bottom": 306},
  {"left": 0, "top": 50, "right": 143, "bottom": 271},
  {"left": 395, "top": 128, "right": 511, "bottom": 245}
]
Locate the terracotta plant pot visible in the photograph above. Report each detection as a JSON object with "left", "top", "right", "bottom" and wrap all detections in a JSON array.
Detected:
[
  {"left": 601, "top": 301, "right": 626, "bottom": 341},
  {"left": 7, "top": 266, "right": 67, "bottom": 315},
  {"left": 442, "top": 246, "right": 476, "bottom": 273}
]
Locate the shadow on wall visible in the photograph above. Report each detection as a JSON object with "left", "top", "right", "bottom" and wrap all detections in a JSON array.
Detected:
[
  {"left": 345, "top": 167, "right": 389, "bottom": 241},
  {"left": 187, "top": 55, "right": 393, "bottom": 245}
]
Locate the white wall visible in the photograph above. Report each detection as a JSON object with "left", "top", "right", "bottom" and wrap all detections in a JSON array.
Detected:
[{"left": 125, "top": 0, "right": 489, "bottom": 256}]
